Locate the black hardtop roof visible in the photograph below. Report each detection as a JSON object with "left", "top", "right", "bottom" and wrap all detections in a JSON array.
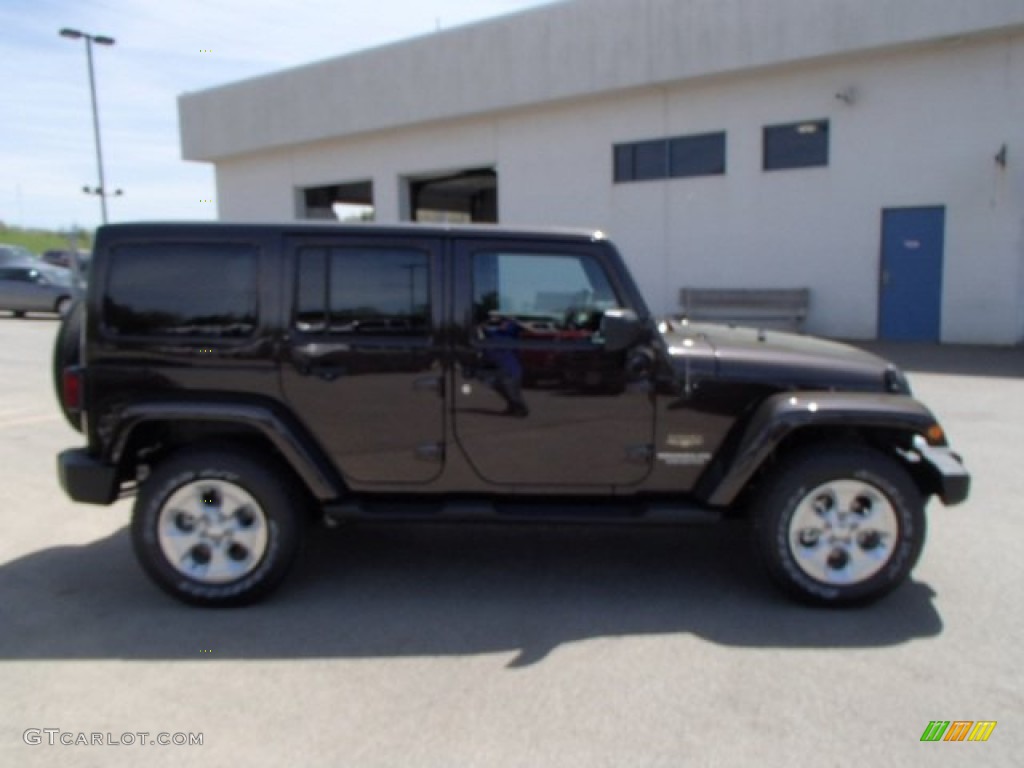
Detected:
[{"left": 96, "top": 221, "right": 607, "bottom": 244}]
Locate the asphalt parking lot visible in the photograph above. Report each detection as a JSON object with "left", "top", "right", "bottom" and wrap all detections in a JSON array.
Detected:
[{"left": 1, "top": 315, "right": 1021, "bottom": 767}]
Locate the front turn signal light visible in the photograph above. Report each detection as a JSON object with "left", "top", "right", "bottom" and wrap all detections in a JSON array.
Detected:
[{"left": 925, "top": 423, "right": 946, "bottom": 446}]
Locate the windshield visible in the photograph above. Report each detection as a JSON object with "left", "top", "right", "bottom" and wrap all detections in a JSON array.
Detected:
[{"left": 0, "top": 245, "right": 38, "bottom": 265}]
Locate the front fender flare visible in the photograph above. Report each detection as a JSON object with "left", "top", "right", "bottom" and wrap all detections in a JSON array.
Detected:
[{"left": 699, "top": 391, "right": 939, "bottom": 507}]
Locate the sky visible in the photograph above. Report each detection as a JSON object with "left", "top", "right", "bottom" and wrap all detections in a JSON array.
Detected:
[{"left": 1, "top": 0, "right": 558, "bottom": 233}]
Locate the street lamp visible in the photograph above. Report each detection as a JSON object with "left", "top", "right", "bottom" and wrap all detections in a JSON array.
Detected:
[{"left": 60, "top": 27, "right": 120, "bottom": 224}]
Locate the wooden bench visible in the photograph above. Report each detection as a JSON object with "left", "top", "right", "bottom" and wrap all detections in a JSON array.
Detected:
[{"left": 678, "top": 287, "right": 810, "bottom": 332}]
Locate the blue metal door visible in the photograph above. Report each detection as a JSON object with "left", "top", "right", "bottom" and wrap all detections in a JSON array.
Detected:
[{"left": 879, "top": 207, "right": 945, "bottom": 341}]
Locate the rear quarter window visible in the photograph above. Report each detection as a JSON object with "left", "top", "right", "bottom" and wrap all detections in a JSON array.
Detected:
[{"left": 103, "top": 242, "right": 258, "bottom": 338}]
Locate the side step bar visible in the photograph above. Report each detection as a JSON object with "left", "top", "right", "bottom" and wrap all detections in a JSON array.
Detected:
[{"left": 322, "top": 498, "right": 722, "bottom": 526}]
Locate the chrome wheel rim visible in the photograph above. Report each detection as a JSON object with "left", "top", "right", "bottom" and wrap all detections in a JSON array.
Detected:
[
  {"left": 157, "top": 479, "right": 268, "bottom": 584},
  {"left": 788, "top": 479, "right": 899, "bottom": 586}
]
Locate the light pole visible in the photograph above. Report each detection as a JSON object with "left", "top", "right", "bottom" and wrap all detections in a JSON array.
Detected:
[{"left": 60, "top": 27, "right": 120, "bottom": 224}]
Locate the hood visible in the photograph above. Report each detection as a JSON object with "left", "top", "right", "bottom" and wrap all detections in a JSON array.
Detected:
[
  {"left": 39, "top": 265, "right": 73, "bottom": 286},
  {"left": 659, "top": 320, "right": 908, "bottom": 394}
]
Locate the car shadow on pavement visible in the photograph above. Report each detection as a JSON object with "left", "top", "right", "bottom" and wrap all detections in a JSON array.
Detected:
[{"left": 0, "top": 522, "right": 942, "bottom": 666}]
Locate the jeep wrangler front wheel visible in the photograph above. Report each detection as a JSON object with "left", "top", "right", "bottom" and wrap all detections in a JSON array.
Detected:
[
  {"left": 131, "top": 450, "right": 304, "bottom": 607},
  {"left": 753, "top": 445, "right": 926, "bottom": 606}
]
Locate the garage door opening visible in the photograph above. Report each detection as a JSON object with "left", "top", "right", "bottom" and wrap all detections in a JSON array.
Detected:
[
  {"left": 300, "top": 181, "right": 374, "bottom": 221},
  {"left": 408, "top": 168, "right": 497, "bottom": 224}
]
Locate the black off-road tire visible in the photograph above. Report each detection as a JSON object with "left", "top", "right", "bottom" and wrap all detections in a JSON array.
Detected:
[
  {"left": 131, "top": 449, "right": 305, "bottom": 607},
  {"left": 52, "top": 298, "right": 84, "bottom": 431},
  {"left": 753, "top": 444, "right": 926, "bottom": 606}
]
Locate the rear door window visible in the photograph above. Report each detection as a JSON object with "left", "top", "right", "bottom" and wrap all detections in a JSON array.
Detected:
[
  {"left": 104, "top": 242, "right": 258, "bottom": 337},
  {"left": 293, "top": 246, "right": 431, "bottom": 336}
]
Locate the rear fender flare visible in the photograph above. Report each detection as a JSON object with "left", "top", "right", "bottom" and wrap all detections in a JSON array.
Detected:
[{"left": 107, "top": 401, "right": 344, "bottom": 501}]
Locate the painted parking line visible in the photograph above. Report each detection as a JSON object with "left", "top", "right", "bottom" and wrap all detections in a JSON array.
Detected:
[
  {"left": 0, "top": 413, "right": 61, "bottom": 429},
  {"left": 0, "top": 408, "right": 38, "bottom": 419}
]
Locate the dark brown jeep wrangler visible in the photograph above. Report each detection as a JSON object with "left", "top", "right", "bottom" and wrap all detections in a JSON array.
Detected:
[{"left": 55, "top": 222, "right": 969, "bottom": 606}]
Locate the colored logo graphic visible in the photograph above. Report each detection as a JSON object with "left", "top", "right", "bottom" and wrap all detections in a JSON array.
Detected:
[{"left": 921, "top": 721, "right": 997, "bottom": 742}]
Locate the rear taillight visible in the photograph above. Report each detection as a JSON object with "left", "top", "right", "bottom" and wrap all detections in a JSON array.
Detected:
[{"left": 62, "top": 367, "right": 83, "bottom": 412}]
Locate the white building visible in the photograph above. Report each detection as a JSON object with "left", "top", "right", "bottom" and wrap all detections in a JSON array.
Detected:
[{"left": 178, "top": 0, "right": 1024, "bottom": 344}]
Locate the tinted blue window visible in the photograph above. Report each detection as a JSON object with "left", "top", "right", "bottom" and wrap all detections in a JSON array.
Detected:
[
  {"left": 632, "top": 139, "right": 669, "bottom": 181},
  {"left": 613, "top": 144, "right": 635, "bottom": 183},
  {"left": 613, "top": 139, "right": 668, "bottom": 182},
  {"left": 763, "top": 120, "right": 829, "bottom": 170},
  {"left": 670, "top": 132, "right": 726, "bottom": 177},
  {"left": 615, "top": 132, "right": 726, "bottom": 183}
]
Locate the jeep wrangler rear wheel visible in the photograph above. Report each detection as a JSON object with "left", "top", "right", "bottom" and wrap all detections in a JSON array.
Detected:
[
  {"left": 753, "top": 445, "right": 925, "bottom": 606},
  {"left": 131, "top": 450, "right": 304, "bottom": 607}
]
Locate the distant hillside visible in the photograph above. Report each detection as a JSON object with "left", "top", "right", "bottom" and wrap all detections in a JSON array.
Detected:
[{"left": 0, "top": 225, "right": 93, "bottom": 256}]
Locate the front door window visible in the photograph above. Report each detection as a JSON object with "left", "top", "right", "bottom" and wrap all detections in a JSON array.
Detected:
[{"left": 454, "top": 244, "right": 655, "bottom": 488}]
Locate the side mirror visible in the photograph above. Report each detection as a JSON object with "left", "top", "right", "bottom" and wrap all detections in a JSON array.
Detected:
[{"left": 601, "top": 308, "right": 647, "bottom": 352}]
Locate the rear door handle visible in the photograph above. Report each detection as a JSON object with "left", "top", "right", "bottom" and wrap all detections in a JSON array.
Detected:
[{"left": 291, "top": 341, "right": 350, "bottom": 378}]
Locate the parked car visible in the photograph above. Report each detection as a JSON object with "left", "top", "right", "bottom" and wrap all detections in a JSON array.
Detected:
[
  {"left": 0, "top": 264, "right": 74, "bottom": 317},
  {"left": 54, "top": 222, "right": 969, "bottom": 607},
  {"left": 41, "top": 249, "right": 90, "bottom": 293}
]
